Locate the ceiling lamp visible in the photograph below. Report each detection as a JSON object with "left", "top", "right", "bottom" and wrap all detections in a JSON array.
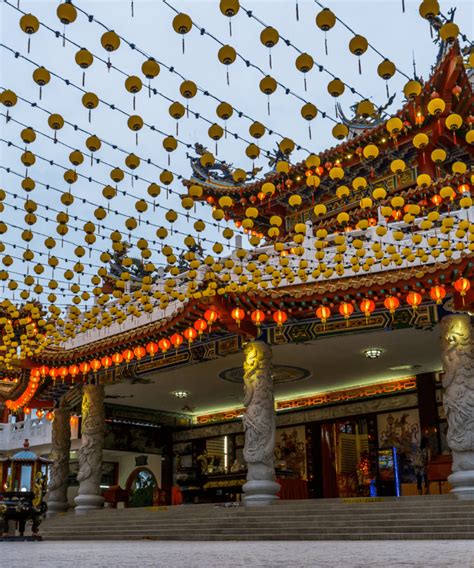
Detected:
[
  {"left": 363, "top": 348, "right": 383, "bottom": 359},
  {"left": 172, "top": 390, "right": 189, "bottom": 399}
]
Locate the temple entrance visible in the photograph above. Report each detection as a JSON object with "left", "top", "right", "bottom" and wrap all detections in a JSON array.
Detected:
[
  {"left": 126, "top": 467, "right": 159, "bottom": 508},
  {"left": 320, "top": 418, "right": 375, "bottom": 498}
]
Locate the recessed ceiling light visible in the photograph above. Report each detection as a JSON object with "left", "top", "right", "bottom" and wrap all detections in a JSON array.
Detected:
[
  {"left": 172, "top": 390, "right": 189, "bottom": 399},
  {"left": 363, "top": 348, "right": 383, "bottom": 359},
  {"left": 389, "top": 364, "right": 415, "bottom": 371}
]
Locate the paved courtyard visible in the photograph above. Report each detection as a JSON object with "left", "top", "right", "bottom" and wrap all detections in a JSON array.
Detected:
[{"left": 2, "top": 540, "right": 474, "bottom": 567}]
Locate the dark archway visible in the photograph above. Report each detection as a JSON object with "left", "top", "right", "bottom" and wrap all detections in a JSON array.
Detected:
[{"left": 126, "top": 467, "right": 159, "bottom": 507}]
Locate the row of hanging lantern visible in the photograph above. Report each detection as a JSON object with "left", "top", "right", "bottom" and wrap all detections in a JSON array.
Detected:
[
  {"left": 7, "top": 277, "right": 471, "bottom": 402},
  {"left": 4, "top": 367, "right": 42, "bottom": 412}
]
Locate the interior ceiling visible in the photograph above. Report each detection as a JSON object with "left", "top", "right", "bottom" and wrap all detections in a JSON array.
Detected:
[{"left": 104, "top": 326, "right": 441, "bottom": 416}]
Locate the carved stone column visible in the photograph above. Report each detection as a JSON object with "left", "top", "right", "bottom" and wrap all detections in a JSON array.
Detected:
[
  {"left": 440, "top": 314, "right": 474, "bottom": 499},
  {"left": 74, "top": 384, "right": 105, "bottom": 512},
  {"left": 242, "top": 340, "right": 280, "bottom": 506},
  {"left": 46, "top": 406, "right": 71, "bottom": 515}
]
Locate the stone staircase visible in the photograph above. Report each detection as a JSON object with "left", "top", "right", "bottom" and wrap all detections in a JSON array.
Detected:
[{"left": 40, "top": 495, "right": 474, "bottom": 540}]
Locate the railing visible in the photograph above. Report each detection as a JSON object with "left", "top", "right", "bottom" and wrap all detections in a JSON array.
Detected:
[
  {"left": 0, "top": 417, "right": 53, "bottom": 451},
  {"left": 0, "top": 414, "right": 80, "bottom": 452}
]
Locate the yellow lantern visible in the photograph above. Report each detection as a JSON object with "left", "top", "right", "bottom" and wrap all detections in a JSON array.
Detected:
[
  {"left": 362, "top": 144, "right": 379, "bottom": 160},
  {"left": 295, "top": 53, "right": 314, "bottom": 91},
  {"left": 315, "top": 8, "right": 336, "bottom": 54},
  {"left": 349, "top": 35, "right": 368, "bottom": 73},
  {"left": 413, "top": 133, "right": 429, "bottom": 149},
  {"left": 427, "top": 98, "right": 445, "bottom": 116},
  {"left": 356, "top": 99, "right": 375, "bottom": 118},
  {"left": 403, "top": 80, "right": 422, "bottom": 101},
  {"left": 332, "top": 123, "right": 348, "bottom": 140},
  {"left": 172, "top": 13, "right": 193, "bottom": 52},
  {"left": 439, "top": 22, "right": 459, "bottom": 42},
  {"left": 327, "top": 78, "right": 345, "bottom": 97}
]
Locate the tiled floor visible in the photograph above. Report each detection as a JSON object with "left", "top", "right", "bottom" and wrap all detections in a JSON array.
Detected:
[{"left": 2, "top": 540, "right": 474, "bottom": 567}]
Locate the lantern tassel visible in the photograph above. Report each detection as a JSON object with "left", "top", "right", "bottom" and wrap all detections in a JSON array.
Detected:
[
  {"left": 308, "top": 124, "right": 312, "bottom": 140},
  {"left": 39, "top": 86, "right": 42, "bottom": 100},
  {"left": 267, "top": 96, "right": 270, "bottom": 116},
  {"left": 62, "top": 25, "right": 66, "bottom": 47},
  {"left": 133, "top": 95, "right": 136, "bottom": 111},
  {"left": 82, "top": 71, "right": 86, "bottom": 87},
  {"left": 269, "top": 52, "right": 272, "bottom": 70},
  {"left": 296, "top": 1, "right": 299, "bottom": 21},
  {"left": 131, "top": 1, "right": 134, "bottom": 17},
  {"left": 358, "top": 58, "right": 362, "bottom": 75},
  {"left": 148, "top": 80, "right": 151, "bottom": 98},
  {"left": 229, "top": 19, "right": 232, "bottom": 37},
  {"left": 27, "top": 37, "right": 31, "bottom": 54},
  {"left": 182, "top": 37, "right": 185, "bottom": 55},
  {"left": 324, "top": 34, "right": 328, "bottom": 56},
  {"left": 304, "top": 75, "right": 307, "bottom": 92},
  {"left": 386, "top": 83, "right": 390, "bottom": 98},
  {"left": 226, "top": 68, "right": 230, "bottom": 86}
]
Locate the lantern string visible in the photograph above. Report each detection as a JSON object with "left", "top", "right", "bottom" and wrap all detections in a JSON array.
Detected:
[{"left": 9, "top": 1, "right": 310, "bottom": 154}]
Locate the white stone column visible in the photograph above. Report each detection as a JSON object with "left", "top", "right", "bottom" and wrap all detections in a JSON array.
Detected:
[
  {"left": 440, "top": 314, "right": 474, "bottom": 499},
  {"left": 74, "top": 383, "right": 105, "bottom": 512},
  {"left": 46, "top": 406, "right": 71, "bottom": 515},
  {"left": 242, "top": 340, "right": 280, "bottom": 506}
]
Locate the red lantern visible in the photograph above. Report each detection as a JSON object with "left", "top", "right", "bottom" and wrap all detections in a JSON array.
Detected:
[
  {"left": 58, "top": 366, "right": 68, "bottom": 380},
  {"left": 231, "top": 307, "right": 245, "bottom": 326},
  {"left": 159, "top": 338, "right": 171, "bottom": 354},
  {"left": 101, "top": 356, "right": 112, "bottom": 369},
  {"left": 122, "top": 348, "right": 134, "bottom": 363},
  {"left": 406, "top": 291, "right": 422, "bottom": 310},
  {"left": 23, "top": 407, "right": 31, "bottom": 415},
  {"left": 316, "top": 305, "right": 331, "bottom": 324},
  {"left": 429, "top": 285, "right": 446, "bottom": 305},
  {"left": 79, "top": 361, "right": 90, "bottom": 375},
  {"left": 36, "top": 409, "right": 44, "bottom": 419},
  {"left": 39, "top": 365, "right": 49, "bottom": 377},
  {"left": 145, "top": 342, "right": 158, "bottom": 358},
  {"left": 90, "top": 359, "right": 101, "bottom": 373},
  {"left": 204, "top": 309, "right": 218, "bottom": 330},
  {"left": 251, "top": 309, "right": 266, "bottom": 327},
  {"left": 46, "top": 410, "right": 54, "bottom": 421},
  {"left": 359, "top": 298, "right": 375, "bottom": 319},
  {"left": 184, "top": 327, "right": 197, "bottom": 344},
  {"left": 49, "top": 367, "right": 59, "bottom": 380},
  {"left": 70, "top": 415, "right": 79, "bottom": 427},
  {"left": 272, "top": 310, "right": 287, "bottom": 327},
  {"left": 112, "top": 352, "right": 123, "bottom": 365},
  {"left": 431, "top": 194, "right": 442, "bottom": 206},
  {"left": 171, "top": 333, "right": 183, "bottom": 350},
  {"left": 339, "top": 302, "right": 354, "bottom": 320},
  {"left": 194, "top": 319, "right": 208, "bottom": 335},
  {"left": 384, "top": 296, "right": 400, "bottom": 314},
  {"left": 68, "top": 364, "right": 80, "bottom": 378},
  {"left": 134, "top": 346, "right": 146, "bottom": 360},
  {"left": 454, "top": 277, "right": 470, "bottom": 305}
]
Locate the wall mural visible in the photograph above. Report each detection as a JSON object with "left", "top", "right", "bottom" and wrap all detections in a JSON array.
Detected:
[
  {"left": 377, "top": 409, "right": 421, "bottom": 483},
  {"left": 275, "top": 426, "right": 307, "bottom": 480}
]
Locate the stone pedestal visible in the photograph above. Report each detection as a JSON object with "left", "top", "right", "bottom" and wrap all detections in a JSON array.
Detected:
[
  {"left": 74, "top": 384, "right": 105, "bottom": 513},
  {"left": 46, "top": 406, "right": 71, "bottom": 515},
  {"left": 242, "top": 341, "right": 280, "bottom": 506},
  {"left": 441, "top": 314, "right": 474, "bottom": 499}
]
